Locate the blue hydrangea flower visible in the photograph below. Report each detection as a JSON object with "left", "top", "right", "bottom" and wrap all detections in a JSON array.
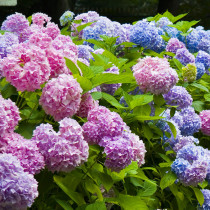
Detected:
[
  {"left": 171, "top": 158, "right": 190, "bottom": 177},
  {"left": 60, "top": 11, "right": 75, "bottom": 26},
  {"left": 78, "top": 45, "right": 94, "bottom": 62},
  {"left": 195, "top": 50, "right": 210, "bottom": 72},
  {"left": 199, "top": 189, "right": 210, "bottom": 210},
  {"left": 196, "top": 62, "right": 206, "bottom": 79}
]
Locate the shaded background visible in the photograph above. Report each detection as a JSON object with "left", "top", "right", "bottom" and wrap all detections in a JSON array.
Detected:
[{"left": 0, "top": 0, "right": 209, "bottom": 29}]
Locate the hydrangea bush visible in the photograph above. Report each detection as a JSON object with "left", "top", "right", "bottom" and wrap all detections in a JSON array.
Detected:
[{"left": 0, "top": 10, "right": 209, "bottom": 210}]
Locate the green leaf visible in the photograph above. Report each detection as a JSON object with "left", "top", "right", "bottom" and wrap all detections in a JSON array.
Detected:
[
  {"left": 192, "top": 101, "right": 204, "bottom": 112},
  {"left": 173, "top": 58, "right": 183, "bottom": 71},
  {"left": 91, "top": 73, "right": 135, "bottom": 87},
  {"left": 130, "top": 95, "right": 153, "bottom": 109},
  {"left": 198, "top": 180, "right": 208, "bottom": 189},
  {"left": 54, "top": 175, "right": 86, "bottom": 205},
  {"left": 168, "top": 20, "right": 199, "bottom": 33},
  {"left": 138, "top": 180, "right": 157, "bottom": 197},
  {"left": 77, "top": 60, "right": 94, "bottom": 78},
  {"left": 65, "top": 57, "right": 81, "bottom": 75},
  {"left": 1, "top": 82, "right": 17, "bottom": 98},
  {"left": 16, "top": 122, "right": 37, "bottom": 139},
  {"left": 86, "top": 202, "right": 107, "bottom": 210},
  {"left": 142, "top": 124, "right": 153, "bottom": 140},
  {"left": 86, "top": 39, "right": 106, "bottom": 49},
  {"left": 77, "top": 21, "right": 96, "bottom": 32},
  {"left": 118, "top": 42, "right": 137, "bottom": 47},
  {"left": 101, "top": 92, "right": 126, "bottom": 109},
  {"left": 135, "top": 115, "right": 165, "bottom": 122},
  {"left": 91, "top": 91, "right": 102, "bottom": 100},
  {"left": 56, "top": 199, "right": 73, "bottom": 210},
  {"left": 190, "top": 83, "right": 209, "bottom": 92},
  {"left": 85, "top": 179, "right": 103, "bottom": 201},
  {"left": 89, "top": 66, "right": 104, "bottom": 75},
  {"left": 165, "top": 121, "right": 177, "bottom": 139},
  {"left": 153, "top": 94, "right": 165, "bottom": 107},
  {"left": 117, "top": 194, "right": 148, "bottom": 210},
  {"left": 73, "top": 75, "right": 92, "bottom": 92},
  {"left": 191, "top": 187, "right": 204, "bottom": 206},
  {"left": 27, "top": 16, "right": 32, "bottom": 25},
  {"left": 73, "top": 19, "right": 82, "bottom": 24},
  {"left": 160, "top": 171, "right": 177, "bottom": 190}
]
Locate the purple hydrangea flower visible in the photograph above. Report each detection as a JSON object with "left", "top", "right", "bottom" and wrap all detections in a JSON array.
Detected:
[
  {"left": 100, "top": 66, "right": 121, "bottom": 95},
  {"left": 195, "top": 51, "right": 210, "bottom": 72},
  {"left": 78, "top": 45, "right": 94, "bottom": 62},
  {"left": 0, "top": 132, "right": 45, "bottom": 175},
  {"left": 39, "top": 74, "right": 82, "bottom": 121},
  {"left": 0, "top": 153, "right": 38, "bottom": 209},
  {"left": 32, "top": 118, "right": 89, "bottom": 172},
  {"left": 199, "top": 189, "right": 210, "bottom": 210},
  {"left": 102, "top": 136, "right": 134, "bottom": 171},
  {"left": 83, "top": 106, "right": 126, "bottom": 144},
  {"left": 166, "top": 38, "right": 186, "bottom": 54},
  {"left": 200, "top": 110, "right": 210, "bottom": 136},
  {"left": 175, "top": 48, "right": 195, "bottom": 65},
  {"left": 1, "top": 12, "right": 30, "bottom": 42},
  {"left": 163, "top": 86, "right": 192, "bottom": 109}
]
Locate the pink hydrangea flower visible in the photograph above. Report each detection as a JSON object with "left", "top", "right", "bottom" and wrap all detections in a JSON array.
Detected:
[
  {"left": 0, "top": 132, "right": 45, "bottom": 174},
  {"left": 39, "top": 74, "right": 82, "bottom": 121},
  {"left": 32, "top": 12, "right": 51, "bottom": 26},
  {"left": 76, "top": 93, "right": 98, "bottom": 118},
  {"left": 1, "top": 42, "right": 51, "bottom": 91},
  {"left": 200, "top": 110, "right": 210, "bottom": 136},
  {"left": 32, "top": 118, "right": 89, "bottom": 172},
  {"left": 0, "top": 95, "right": 21, "bottom": 136},
  {"left": 43, "top": 22, "right": 60, "bottom": 40},
  {"left": 133, "top": 56, "right": 179, "bottom": 95}
]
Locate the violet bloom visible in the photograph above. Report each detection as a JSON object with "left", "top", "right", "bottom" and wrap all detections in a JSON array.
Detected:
[
  {"left": 166, "top": 38, "right": 186, "bottom": 54},
  {"left": 163, "top": 86, "right": 192, "bottom": 109},
  {"left": 39, "top": 74, "right": 82, "bottom": 121},
  {"left": 199, "top": 189, "right": 210, "bottom": 210},
  {"left": 0, "top": 153, "right": 38, "bottom": 209},
  {"left": 32, "top": 118, "right": 89, "bottom": 172},
  {"left": 200, "top": 110, "right": 210, "bottom": 136},
  {"left": 175, "top": 48, "right": 195, "bottom": 65}
]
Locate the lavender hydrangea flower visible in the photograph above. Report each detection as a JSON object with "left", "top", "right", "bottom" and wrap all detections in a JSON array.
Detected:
[
  {"left": 195, "top": 50, "right": 210, "bottom": 73},
  {"left": 0, "top": 132, "right": 45, "bottom": 174},
  {"left": 0, "top": 95, "right": 21, "bottom": 137},
  {"left": 83, "top": 106, "right": 126, "bottom": 144},
  {"left": 32, "top": 118, "right": 89, "bottom": 172},
  {"left": 102, "top": 136, "right": 134, "bottom": 171},
  {"left": 78, "top": 45, "right": 94, "bottom": 61},
  {"left": 200, "top": 110, "right": 210, "bottom": 136},
  {"left": 0, "top": 153, "right": 38, "bottom": 209},
  {"left": 100, "top": 66, "right": 121, "bottom": 95},
  {"left": 163, "top": 86, "right": 192, "bottom": 109},
  {"left": 175, "top": 48, "right": 195, "bottom": 65},
  {"left": 166, "top": 38, "right": 186, "bottom": 54},
  {"left": 199, "top": 189, "right": 210, "bottom": 210},
  {"left": 60, "top": 11, "right": 75, "bottom": 26},
  {"left": 1, "top": 12, "right": 30, "bottom": 42},
  {"left": 39, "top": 74, "right": 82, "bottom": 121}
]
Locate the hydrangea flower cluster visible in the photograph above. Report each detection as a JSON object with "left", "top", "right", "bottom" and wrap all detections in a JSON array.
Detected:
[
  {"left": 196, "top": 62, "right": 206, "bottom": 79},
  {"left": 199, "top": 189, "right": 210, "bottom": 210},
  {"left": 195, "top": 50, "right": 210, "bottom": 74},
  {"left": 72, "top": 11, "right": 100, "bottom": 38},
  {"left": 175, "top": 48, "right": 195, "bottom": 66},
  {"left": 172, "top": 107, "right": 201, "bottom": 136},
  {"left": 0, "top": 132, "right": 45, "bottom": 174},
  {"left": 130, "top": 20, "right": 165, "bottom": 52},
  {"left": 39, "top": 74, "right": 82, "bottom": 121},
  {"left": 83, "top": 106, "right": 146, "bottom": 171},
  {"left": 76, "top": 92, "right": 98, "bottom": 118},
  {"left": 60, "top": 11, "right": 75, "bottom": 26},
  {"left": 133, "top": 56, "right": 178, "bottom": 95},
  {"left": 0, "top": 153, "right": 38, "bottom": 209},
  {"left": 163, "top": 86, "right": 192, "bottom": 109},
  {"left": 78, "top": 45, "right": 94, "bottom": 62},
  {"left": 199, "top": 110, "right": 210, "bottom": 136},
  {"left": 100, "top": 66, "right": 121, "bottom": 95},
  {"left": 0, "top": 32, "right": 19, "bottom": 59},
  {"left": 166, "top": 38, "right": 186, "bottom": 54},
  {"left": 172, "top": 144, "right": 208, "bottom": 186},
  {"left": 182, "top": 63, "right": 197, "bottom": 82},
  {"left": 32, "top": 118, "right": 89, "bottom": 172},
  {"left": 0, "top": 95, "right": 21, "bottom": 136}
]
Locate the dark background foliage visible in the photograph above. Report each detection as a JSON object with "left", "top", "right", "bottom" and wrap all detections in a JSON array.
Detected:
[{"left": 0, "top": 0, "right": 210, "bottom": 29}]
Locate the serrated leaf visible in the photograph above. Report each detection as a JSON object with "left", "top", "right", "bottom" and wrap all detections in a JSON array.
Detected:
[
  {"left": 160, "top": 171, "right": 177, "bottom": 190},
  {"left": 101, "top": 92, "right": 126, "bottom": 109},
  {"left": 138, "top": 180, "right": 157, "bottom": 197},
  {"left": 153, "top": 94, "right": 165, "bottom": 107},
  {"left": 142, "top": 124, "right": 153, "bottom": 140},
  {"left": 192, "top": 101, "right": 204, "bottom": 112},
  {"left": 191, "top": 187, "right": 204, "bottom": 206},
  {"left": 73, "top": 19, "right": 82, "bottom": 24},
  {"left": 1, "top": 82, "right": 17, "bottom": 98},
  {"left": 130, "top": 95, "right": 153, "bottom": 109},
  {"left": 89, "top": 66, "right": 104, "bottom": 75},
  {"left": 73, "top": 75, "right": 92, "bottom": 92},
  {"left": 87, "top": 39, "right": 106, "bottom": 49},
  {"left": 16, "top": 122, "right": 37, "bottom": 139},
  {"left": 65, "top": 57, "right": 81, "bottom": 75},
  {"left": 118, "top": 42, "right": 137, "bottom": 47},
  {"left": 91, "top": 91, "right": 102, "bottom": 100},
  {"left": 165, "top": 121, "right": 177, "bottom": 139},
  {"left": 135, "top": 115, "right": 165, "bottom": 122},
  {"left": 85, "top": 179, "right": 103, "bottom": 201},
  {"left": 191, "top": 83, "right": 209, "bottom": 92},
  {"left": 173, "top": 58, "right": 183, "bottom": 71},
  {"left": 77, "top": 60, "right": 94, "bottom": 78},
  {"left": 77, "top": 21, "right": 96, "bottom": 32}
]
